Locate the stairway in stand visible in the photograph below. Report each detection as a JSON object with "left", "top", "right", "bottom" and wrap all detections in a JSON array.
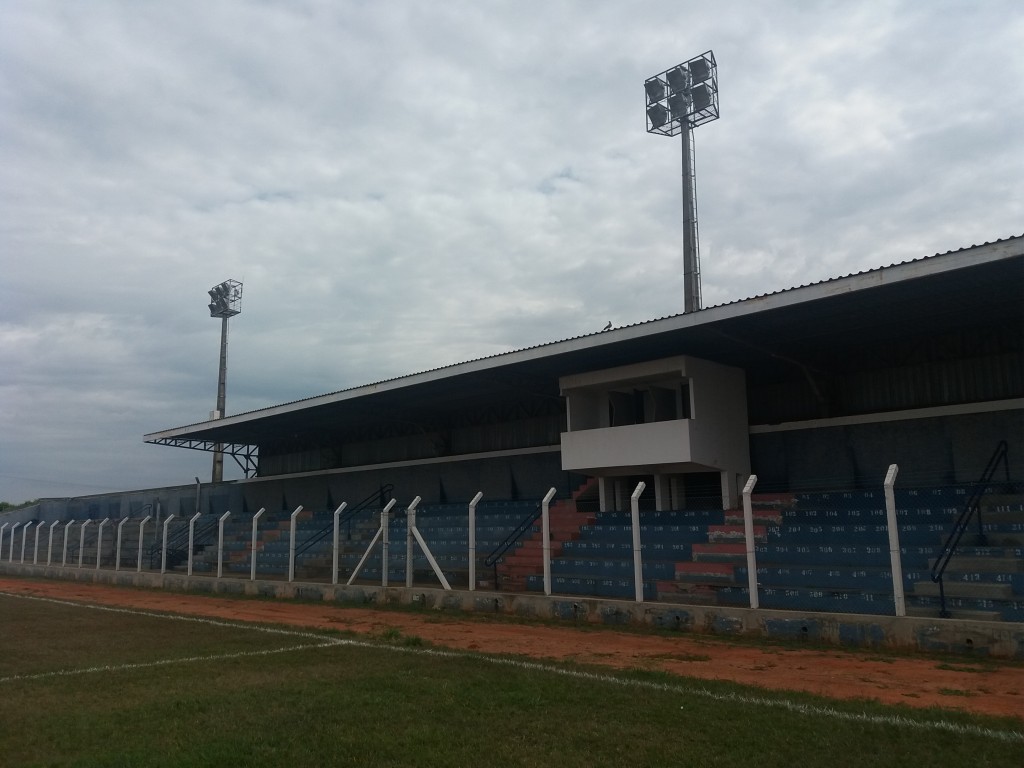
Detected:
[
  {"left": 495, "top": 480, "right": 597, "bottom": 592},
  {"left": 656, "top": 494, "right": 791, "bottom": 603},
  {"left": 908, "top": 493, "right": 1024, "bottom": 621}
]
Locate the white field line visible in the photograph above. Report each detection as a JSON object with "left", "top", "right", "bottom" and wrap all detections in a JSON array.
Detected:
[
  {"left": 0, "top": 591, "right": 333, "bottom": 642},
  {"left": 0, "top": 643, "right": 339, "bottom": 684},
  {"left": 3, "top": 591, "right": 1021, "bottom": 744}
]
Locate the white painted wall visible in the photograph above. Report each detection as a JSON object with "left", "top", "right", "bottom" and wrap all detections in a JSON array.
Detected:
[{"left": 559, "top": 355, "right": 749, "bottom": 484}]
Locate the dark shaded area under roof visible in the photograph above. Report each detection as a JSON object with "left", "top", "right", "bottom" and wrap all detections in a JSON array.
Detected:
[{"left": 146, "top": 238, "right": 1023, "bottom": 450}]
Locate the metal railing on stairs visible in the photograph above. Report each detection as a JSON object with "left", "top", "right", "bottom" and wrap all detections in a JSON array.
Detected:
[
  {"left": 483, "top": 501, "right": 542, "bottom": 588},
  {"left": 930, "top": 440, "right": 1010, "bottom": 617},
  {"left": 65, "top": 525, "right": 98, "bottom": 566},
  {"left": 148, "top": 517, "right": 218, "bottom": 570},
  {"left": 292, "top": 484, "right": 395, "bottom": 562}
]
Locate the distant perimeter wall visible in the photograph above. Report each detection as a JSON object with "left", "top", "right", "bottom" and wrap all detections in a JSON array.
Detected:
[{"left": 2, "top": 562, "right": 1021, "bottom": 659}]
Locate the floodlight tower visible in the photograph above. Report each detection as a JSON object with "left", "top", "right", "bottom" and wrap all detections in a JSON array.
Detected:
[
  {"left": 207, "top": 279, "right": 242, "bottom": 483},
  {"left": 645, "top": 51, "right": 720, "bottom": 313}
]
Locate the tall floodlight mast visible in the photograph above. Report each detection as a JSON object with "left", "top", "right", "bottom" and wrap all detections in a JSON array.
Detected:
[
  {"left": 207, "top": 279, "right": 242, "bottom": 483},
  {"left": 645, "top": 51, "right": 720, "bottom": 313}
]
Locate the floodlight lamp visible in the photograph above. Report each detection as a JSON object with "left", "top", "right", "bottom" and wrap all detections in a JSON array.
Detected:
[
  {"left": 647, "top": 104, "right": 669, "bottom": 129},
  {"left": 688, "top": 58, "right": 712, "bottom": 83},
  {"left": 644, "top": 79, "right": 666, "bottom": 104},
  {"left": 207, "top": 278, "right": 242, "bottom": 318},
  {"left": 668, "top": 93, "right": 690, "bottom": 120},
  {"left": 645, "top": 51, "right": 718, "bottom": 136},
  {"left": 691, "top": 83, "right": 713, "bottom": 112},
  {"left": 665, "top": 67, "right": 688, "bottom": 93}
]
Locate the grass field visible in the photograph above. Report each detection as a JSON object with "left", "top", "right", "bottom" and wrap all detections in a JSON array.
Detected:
[{"left": 1, "top": 592, "right": 1021, "bottom": 767}]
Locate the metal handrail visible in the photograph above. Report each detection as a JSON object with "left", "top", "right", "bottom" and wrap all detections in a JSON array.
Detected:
[
  {"left": 483, "top": 501, "right": 543, "bottom": 569},
  {"left": 293, "top": 484, "right": 394, "bottom": 560},
  {"left": 65, "top": 525, "right": 98, "bottom": 563},
  {"left": 930, "top": 440, "right": 1009, "bottom": 617},
  {"left": 148, "top": 517, "right": 218, "bottom": 569}
]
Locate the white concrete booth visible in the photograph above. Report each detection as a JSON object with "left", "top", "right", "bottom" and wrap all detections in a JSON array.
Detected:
[{"left": 559, "top": 356, "right": 750, "bottom": 510}]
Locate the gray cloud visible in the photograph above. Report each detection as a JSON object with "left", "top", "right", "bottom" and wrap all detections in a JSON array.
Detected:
[{"left": 2, "top": 1, "right": 1022, "bottom": 502}]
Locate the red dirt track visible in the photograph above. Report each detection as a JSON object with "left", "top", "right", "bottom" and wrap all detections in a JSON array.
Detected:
[{"left": 3, "top": 577, "right": 1022, "bottom": 721}]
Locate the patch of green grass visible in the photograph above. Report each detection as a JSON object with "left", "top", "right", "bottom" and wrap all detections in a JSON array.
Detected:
[
  {"left": 935, "top": 662, "right": 1000, "bottom": 674},
  {"left": 646, "top": 652, "right": 712, "bottom": 663},
  {"left": 0, "top": 594, "right": 284, "bottom": 678},
  {"left": 0, "top": 594, "right": 1021, "bottom": 767}
]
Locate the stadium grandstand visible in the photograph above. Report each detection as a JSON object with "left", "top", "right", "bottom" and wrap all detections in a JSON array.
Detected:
[{"left": 3, "top": 235, "right": 1022, "bottom": 637}]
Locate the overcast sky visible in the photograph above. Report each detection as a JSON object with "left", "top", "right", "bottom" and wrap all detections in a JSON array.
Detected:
[{"left": 2, "top": 1, "right": 1022, "bottom": 504}]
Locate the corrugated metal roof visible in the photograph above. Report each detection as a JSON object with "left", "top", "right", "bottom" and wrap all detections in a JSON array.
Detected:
[{"left": 147, "top": 233, "right": 1024, "bottom": 437}]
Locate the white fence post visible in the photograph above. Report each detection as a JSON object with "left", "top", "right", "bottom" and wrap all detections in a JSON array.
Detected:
[
  {"left": 8, "top": 522, "right": 21, "bottom": 561},
  {"left": 250, "top": 507, "right": 265, "bottom": 581},
  {"left": 161, "top": 515, "right": 175, "bottom": 574},
  {"left": 0, "top": 523, "right": 7, "bottom": 562},
  {"left": 47, "top": 520, "right": 59, "bottom": 566},
  {"left": 406, "top": 497, "right": 421, "bottom": 588},
  {"left": 347, "top": 499, "right": 396, "bottom": 587},
  {"left": 410, "top": 522, "right": 452, "bottom": 591},
  {"left": 95, "top": 518, "right": 110, "bottom": 569},
  {"left": 33, "top": 522, "right": 43, "bottom": 564},
  {"left": 742, "top": 475, "right": 760, "bottom": 609},
  {"left": 21, "top": 522, "right": 33, "bottom": 563},
  {"left": 288, "top": 505, "right": 303, "bottom": 583},
  {"left": 468, "top": 492, "right": 483, "bottom": 591},
  {"left": 382, "top": 500, "right": 393, "bottom": 587},
  {"left": 62, "top": 520, "right": 73, "bottom": 566},
  {"left": 78, "top": 520, "right": 91, "bottom": 568},
  {"left": 541, "top": 487, "right": 557, "bottom": 597},
  {"left": 332, "top": 502, "right": 347, "bottom": 586},
  {"left": 884, "top": 464, "right": 906, "bottom": 617},
  {"left": 116, "top": 517, "right": 129, "bottom": 571},
  {"left": 217, "top": 510, "right": 231, "bottom": 578},
  {"left": 631, "top": 481, "right": 646, "bottom": 603},
  {"left": 187, "top": 511, "right": 202, "bottom": 576},
  {"left": 137, "top": 516, "right": 151, "bottom": 572}
]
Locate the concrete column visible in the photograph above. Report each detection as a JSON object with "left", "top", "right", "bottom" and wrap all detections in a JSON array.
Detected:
[
  {"left": 598, "top": 477, "right": 611, "bottom": 513},
  {"left": 613, "top": 479, "right": 626, "bottom": 512},
  {"left": 720, "top": 470, "right": 737, "bottom": 511},
  {"left": 670, "top": 476, "right": 684, "bottom": 510},
  {"left": 653, "top": 474, "right": 671, "bottom": 512}
]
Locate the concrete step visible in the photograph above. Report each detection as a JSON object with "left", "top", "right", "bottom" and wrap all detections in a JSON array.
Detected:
[
  {"left": 495, "top": 562, "right": 542, "bottom": 576},
  {"left": 749, "top": 493, "right": 797, "bottom": 510},
  {"left": 655, "top": 581, "right": 719, "bottom": 605},
  {"left": 928, "top": 556, "right": 1024, "bottom": 572},
  {"left": 906, "top": 605, "right": 1003, "bottom": 622},
  {"left": 912, "top": 581, "right": 1013, "bottom": 599},
  {"left": 725, "top": 510, "right": 783, "bottom": 526},
  {"left": 692, "top": 543, "right": 746, "bottom": 562},
  {"left": 707, "top": 524, "right": 766, "bottom": 543},
  {"left": 983, "top": 532, "right": 1024, "bottom": 546},
  {"left": 674, "top": 561, "right": 736, "bottom": 583}
]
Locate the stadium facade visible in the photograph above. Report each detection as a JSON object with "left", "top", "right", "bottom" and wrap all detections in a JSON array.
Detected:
[
  {"left": 143, "top": 235, "right": 1022, "bottom": 513},
  {"left": 3, "top": 235, "right": 1022, "bottom": 645}
]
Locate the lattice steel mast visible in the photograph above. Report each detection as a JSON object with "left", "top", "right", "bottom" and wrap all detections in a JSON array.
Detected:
[
  {"left": 207, "top": 279, "right": 242, "bottom": 482},
  {"left": 645, "top": 51, "right": 720, "bottom": 313}
]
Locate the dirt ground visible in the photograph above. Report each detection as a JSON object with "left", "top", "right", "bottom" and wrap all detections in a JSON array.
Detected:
[{"left": 3, "top": 577, "right": 1021, "bottom": 721}]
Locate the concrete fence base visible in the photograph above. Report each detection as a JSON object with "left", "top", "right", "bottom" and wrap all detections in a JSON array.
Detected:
[{"left": 2, "top": 561, "right": 1021, "bottom": 658}]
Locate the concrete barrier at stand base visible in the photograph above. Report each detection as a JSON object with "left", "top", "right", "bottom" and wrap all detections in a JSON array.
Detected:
[{"left": 2, "top": 560, "right": 1021, "bottom": 659}]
